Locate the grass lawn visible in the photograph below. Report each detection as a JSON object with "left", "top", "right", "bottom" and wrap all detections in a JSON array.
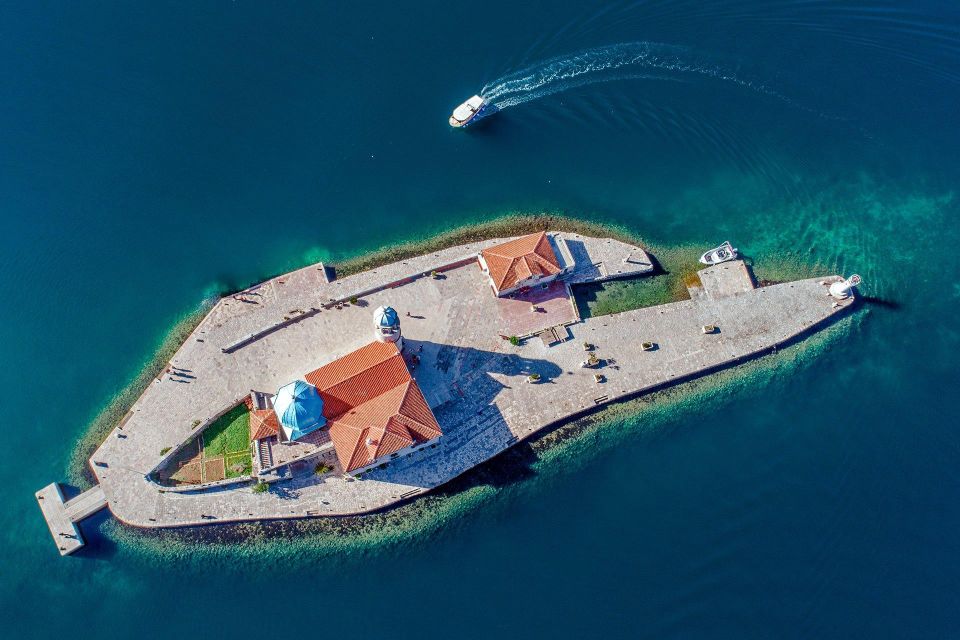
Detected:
[
  {"left": 573, "top": 249, "right": 705, "bottom": 318},
  {"left": 203, "top": 404, "right": 250, "bottom": 459}
]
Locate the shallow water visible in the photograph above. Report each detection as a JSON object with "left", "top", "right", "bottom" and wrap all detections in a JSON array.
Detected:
[{"left": 2, "top": 1, "right": 960, "bottom": 637}]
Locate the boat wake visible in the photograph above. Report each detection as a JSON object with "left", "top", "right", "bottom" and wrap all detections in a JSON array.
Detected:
[{"left": 481, "top": 41, "right": 792, "bottom": 111}]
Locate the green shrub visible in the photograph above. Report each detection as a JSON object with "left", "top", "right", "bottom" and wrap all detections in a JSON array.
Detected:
[
  {"left": 314, "top": 462, "right": 333, "bottom": 475},
  {"left": 159, "top": 447, "right": 171, "bottom": 455},
  {"left": 252, "top": 481, "right": 269, "bottom": 493},
  {"left": 509, "top": 335, "right": 520, "bottom": 346}
]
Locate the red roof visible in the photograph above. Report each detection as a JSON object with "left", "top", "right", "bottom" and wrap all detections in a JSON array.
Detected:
[
  {"left": 249, "top": 409, "right": 280, "bottom": 441},
  {"left": 305, "top": 342, "right": 442, "bottom": 472},
  {"left": 480, "top": 232, "right": 561, "bottom": 293},
  {"left": 306, "top": 341, "right": 412, "bottom": 419},
  {"left": 328, "top": 381, "right": 442, "bottom": 472}
]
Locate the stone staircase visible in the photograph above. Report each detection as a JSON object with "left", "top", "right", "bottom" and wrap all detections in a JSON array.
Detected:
[{"left": 256, "top": 437, "right": 274, "bottom": 472}]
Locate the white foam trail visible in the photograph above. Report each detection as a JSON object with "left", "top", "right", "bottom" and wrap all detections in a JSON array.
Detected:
[
  {"left": 481, "top": 41, "right": 787, "bottom": 110},
  {"left": 492, "top": 72, "right": 689, "bottom": 109}
]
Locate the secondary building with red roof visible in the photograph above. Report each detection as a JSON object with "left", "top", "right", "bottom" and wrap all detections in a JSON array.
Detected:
[
  {"left": 478, "top": 231, "right": 570, "bottom": 296},
  {"left": 249, "top": 409, "right": 280, "bottom": 441}
]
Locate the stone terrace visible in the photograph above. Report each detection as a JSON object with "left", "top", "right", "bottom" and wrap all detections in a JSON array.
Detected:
[{"left": 79, "top": 234, "right": 851, "bottom": 528}]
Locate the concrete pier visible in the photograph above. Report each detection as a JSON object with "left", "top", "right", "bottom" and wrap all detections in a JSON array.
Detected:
[
  {"left": 36, "top": 484, "right": 107, "bottom": 555},
  {"left": 37, "top": 231, "right": 855, "bottom": 550}
]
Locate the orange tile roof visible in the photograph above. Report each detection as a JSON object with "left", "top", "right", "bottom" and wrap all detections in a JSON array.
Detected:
[
  {"left": 305, "top": 341, "right": 412, "bottom": 418},
  {"left": 306, "top": 340, "right": 399, "bottom": 390},
  {"left": 328, "top": 381, "right": 442, "bottom": 472},
  {"left": 249, "top": 409, "right": 280, "bottom": 441},
  {"left": 480, "top": 232, "right": 561, "bottom": 293},
  {"left": 304, "top": 341, "right": 442, "bottom": 472}
]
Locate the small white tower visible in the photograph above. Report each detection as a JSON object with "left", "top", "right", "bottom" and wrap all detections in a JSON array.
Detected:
[
  {"left": 830, "top": 274, "right": 862, "bottom": 300},
  {"left": 373, "top": 305, "right": 403, "bottom": 349}
]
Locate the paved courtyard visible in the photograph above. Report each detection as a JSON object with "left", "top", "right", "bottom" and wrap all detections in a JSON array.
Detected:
[{"left": 495, "top": 281, "right": 578, "bottom": 337}]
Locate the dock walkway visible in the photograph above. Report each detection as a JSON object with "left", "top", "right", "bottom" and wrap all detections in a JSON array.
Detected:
[{"left": 36, "top": 484, "right": 107, "bottom": 555}]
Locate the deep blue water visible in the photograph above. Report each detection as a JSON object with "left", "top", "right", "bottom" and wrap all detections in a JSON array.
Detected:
[{"left": 2, "top": 1, "right": 960, "bottom": 637}]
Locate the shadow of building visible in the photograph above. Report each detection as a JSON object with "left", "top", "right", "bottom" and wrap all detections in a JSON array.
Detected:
[{"left": 357, "top": 339, "right": 562, "bottom": 489}]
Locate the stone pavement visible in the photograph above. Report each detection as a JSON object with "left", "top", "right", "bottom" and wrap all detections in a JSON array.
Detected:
[
  {"left": 495, "top": 281, "right": 578, "bottom": 337},
  {"left": 43, "top": 234, "right": 852, "bottom": 533}
]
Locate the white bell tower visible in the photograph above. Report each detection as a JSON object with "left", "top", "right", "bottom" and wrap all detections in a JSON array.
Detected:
[{"left": 373, "top": 305, "right": 403, "bottom": 349}]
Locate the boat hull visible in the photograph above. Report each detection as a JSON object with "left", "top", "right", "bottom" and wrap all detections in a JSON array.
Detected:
[
  {"left": 699, "top": 241, "right": 738, "bottom": 265},
  {"left": 449, "top": 96, "right": 488, "bottom": 127},
  {"left": 449, "top": 109, "right": 485, "bottom": 128}
]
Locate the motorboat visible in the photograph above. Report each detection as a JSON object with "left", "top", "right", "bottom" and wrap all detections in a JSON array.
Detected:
[
  {"left": 699, "top": 241, "right": 738, "bottom": 265},
  {"left": 449, "top": 95, "right": 487, "bottom": 127}
]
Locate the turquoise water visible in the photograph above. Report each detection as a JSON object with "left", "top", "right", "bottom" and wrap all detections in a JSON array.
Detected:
[{"left": 3, "top": 1, "right": 960, "bottom": 637}]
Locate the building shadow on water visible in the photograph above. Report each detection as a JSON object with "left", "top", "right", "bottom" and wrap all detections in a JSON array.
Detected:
[{"left": 434, "top": 440, "right": 540, "bottom": 493}]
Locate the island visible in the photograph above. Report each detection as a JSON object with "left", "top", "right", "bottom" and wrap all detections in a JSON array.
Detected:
[{"left": 36, "top": 230, "right": 859, "bottom": 555}]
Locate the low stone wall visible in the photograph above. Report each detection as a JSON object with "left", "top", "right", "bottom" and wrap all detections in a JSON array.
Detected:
[
  {"left": 321, "top": 256, "right": 478, "bottom": 308},
  {"left": 158, "top": 474, "right": 253, "bottom": 494},
  {"left": 222, "top": 307, "right": 322, "bottom": 354},
  {"left": 223, "top": 255, "right": 480, "bottom": 355}
]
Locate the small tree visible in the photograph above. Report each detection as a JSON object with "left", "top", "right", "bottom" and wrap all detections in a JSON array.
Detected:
[
  {"left": 349, "top": 296, "right": 359, "bottom": 305},
  {"left": 509, "top": 335, "right": 520, "bottom": 346},
  {"left": 314, "top": 462, "right": 333, "bottom": 475},
  {"left": 252, "top": 481, "right": 269, "bottom": 494}
]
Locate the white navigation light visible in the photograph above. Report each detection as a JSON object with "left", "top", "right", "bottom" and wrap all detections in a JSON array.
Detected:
[{"left": 829, "top": 274, "right": 862, "bottom": 300}]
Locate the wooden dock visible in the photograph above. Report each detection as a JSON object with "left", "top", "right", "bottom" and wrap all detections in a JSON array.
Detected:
[{"left": 35, "top": 483, "right": 108, "bottom": 556}]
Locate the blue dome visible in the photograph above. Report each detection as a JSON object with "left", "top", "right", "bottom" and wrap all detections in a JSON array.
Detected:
[
  {"left": 374, "top": 306, "right": 399, "bottom": 328},
  {"left": 273, "top": 380, "right": 326, "bottom": 441}
]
